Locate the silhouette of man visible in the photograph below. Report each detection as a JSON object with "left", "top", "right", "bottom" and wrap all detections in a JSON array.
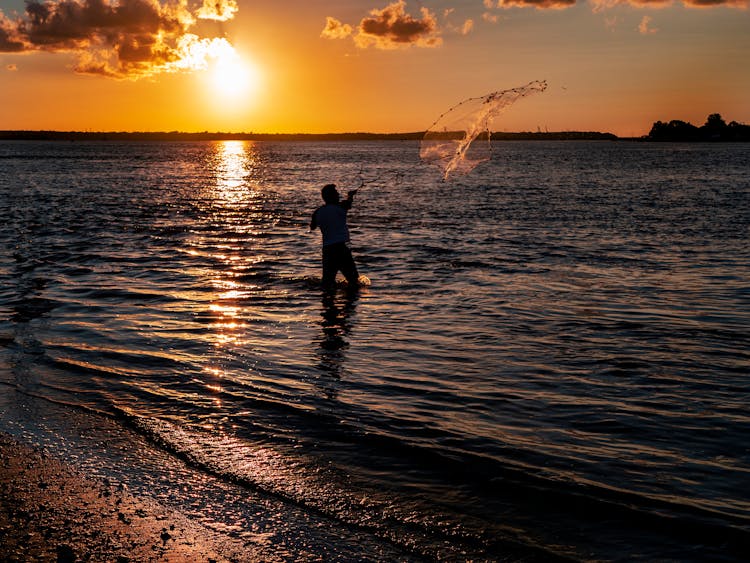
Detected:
[{"left": 310, "top": 184, "right": 360, "bottom": 290}]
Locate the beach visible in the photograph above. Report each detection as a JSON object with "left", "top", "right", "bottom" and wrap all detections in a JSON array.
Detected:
[{"left": 0, "top": 432, "right": 253, "bottom": 562}]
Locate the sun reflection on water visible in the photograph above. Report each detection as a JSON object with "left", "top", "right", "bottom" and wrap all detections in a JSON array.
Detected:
[
  {"left": 201, "top": 140, "right": 260, "bottom": 396},
  {"left": 215, "top": 140, "right": 253, "bottom": 200}
]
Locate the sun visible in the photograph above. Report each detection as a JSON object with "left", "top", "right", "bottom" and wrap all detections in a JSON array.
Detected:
[
  {"left": 210, "top": 53, "right": 259, "bottom": 99},
  {"left": 174, "top": 36, "right": 261, "bottom": 101}
]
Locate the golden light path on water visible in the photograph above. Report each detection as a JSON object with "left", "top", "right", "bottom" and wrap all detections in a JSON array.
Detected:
[
  {"left": 204, "top": 141, "right": 255, "bottom": 400},
  {"left": 184, "top": 141, "right": 362, "bottom": 507},
  {"left": 167, "top": 140, "right": 295, "bottom": 490}
]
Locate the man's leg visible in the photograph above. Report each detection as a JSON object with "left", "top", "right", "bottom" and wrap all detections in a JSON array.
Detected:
[
  {"left": 321, "top": 245, "right": 338, "bottom": 289},
  {"left": 339, "top": 244, "right": 360, "bottom": 288}
]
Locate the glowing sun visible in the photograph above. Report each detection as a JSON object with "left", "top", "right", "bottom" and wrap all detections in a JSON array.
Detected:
[
  {"left": 187, "top": 38, "right": 260, "bottom": 99},
  {"left": 212, "top": 54, "right": 259, "bottom": 98}
]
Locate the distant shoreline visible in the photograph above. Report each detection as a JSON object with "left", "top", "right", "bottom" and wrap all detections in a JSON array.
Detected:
[
  {"left": 0, "top": 130, "right": 620, "bottom": 142},
  {"left": 3, "top": 113, "right": 748, "bottom": 142}
]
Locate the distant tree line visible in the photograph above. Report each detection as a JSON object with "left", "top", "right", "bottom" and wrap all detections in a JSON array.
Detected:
[
  {"left": 0, "top": 130, "right": 618, "bottom": 142},
  {"left": 491, "top": 131, "right": 617, "bottom": 141},
  {"left": 0, "top": 130, "right": 425, "bottom": 142},
  {"left": 648, "top": 114, "right": 750, "bottom": 142}
]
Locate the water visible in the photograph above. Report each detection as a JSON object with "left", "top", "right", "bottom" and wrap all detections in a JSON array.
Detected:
[{"left": 1, "top": 140, "right": 748, "bottom": 561}]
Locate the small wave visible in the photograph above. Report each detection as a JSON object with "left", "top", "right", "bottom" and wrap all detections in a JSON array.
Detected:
[
  {"left": 106, "top": 405, "right": 577, "bottom": 561},
  {"left": 10, "top": 296, "right": 60, "bottom": 322},
  {"left": 66, "top": 286, "right": 183, "bottom": 303},
  {"left": 97, "top": 400, "right": 750, "bottom": 561}
]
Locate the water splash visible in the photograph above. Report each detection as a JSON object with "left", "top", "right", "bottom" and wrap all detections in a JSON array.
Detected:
[{"left": 420, "top": 80, "right": 548, "bottom": 180}]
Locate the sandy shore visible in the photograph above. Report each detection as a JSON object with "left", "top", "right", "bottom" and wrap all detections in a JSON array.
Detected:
[{"left": 0, "top": 432, "right": 254, "bottom": 562}]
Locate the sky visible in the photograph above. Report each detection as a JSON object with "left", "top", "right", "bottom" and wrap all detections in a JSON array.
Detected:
[{"left": 0, "top": 0, "right": 748, "bottom": 136}]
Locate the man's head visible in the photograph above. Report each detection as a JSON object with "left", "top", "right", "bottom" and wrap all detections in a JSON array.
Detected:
[{"left": 321, "top": 183, "right": 339, "bottom": 204}]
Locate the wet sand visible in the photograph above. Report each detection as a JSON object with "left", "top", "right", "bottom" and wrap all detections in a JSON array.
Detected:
[{"left": 0, "top": 432, "right": 254, "bottom": 562}]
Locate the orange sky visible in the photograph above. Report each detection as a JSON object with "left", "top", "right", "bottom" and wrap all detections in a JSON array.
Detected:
[{"left": 1, "top": 0, "right": 748, "bottom": 136}]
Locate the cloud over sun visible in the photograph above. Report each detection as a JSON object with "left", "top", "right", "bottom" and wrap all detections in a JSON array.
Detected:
[{"left": 0, "top": 0, "right": 241, "bottom": 78}]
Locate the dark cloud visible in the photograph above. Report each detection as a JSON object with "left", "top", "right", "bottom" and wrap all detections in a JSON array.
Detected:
[
  {"left": 22, "top": 0, "right": 175, "bottom": 48},
  {"left": 0, "top": 14, "right": 27, "bottom": 51},
  {"left": 618, "top": 0, "right": 672, "bottom": 6},
  {"left": 0, "top": 0, "right": 239, "bottom": 78},
  {"left": 590, "top": 0, "right": 746, "bottom": 7},
  {"left": 682, "top": 0, "right": 747, "bottom": 6},
  {"left": 490, "top": 0, "right": 576, "bottom": 8},
  {"left": 488, "top": 0, "right": 746, "bottom": 9},
  {"left": 356, "top": 1, "right": 441, "bottom": 48}
]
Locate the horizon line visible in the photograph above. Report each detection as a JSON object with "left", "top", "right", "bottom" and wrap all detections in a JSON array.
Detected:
[{"left": 0, "top": 130, "right": 624, "bottom": 141}]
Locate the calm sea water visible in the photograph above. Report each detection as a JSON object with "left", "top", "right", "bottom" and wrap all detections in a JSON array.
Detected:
[{"left": 0, "top": 140, "right": 748, "bottom": 561}]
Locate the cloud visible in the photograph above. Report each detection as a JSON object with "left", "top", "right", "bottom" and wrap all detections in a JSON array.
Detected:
[
  {"left": 485, "top": 0, "right": 576, "bottom": 9},
  {"left": 485, "top": 0, "right": 747, "bottom": 10},
  {"left": 356, "top": 1, "right": 441, "bottom": 49},
  {"left": 196, "top": 0, "right": 238, "bottom": 22},
  {"left": 322, "top": 1, "right": 441, "bottom": 50},
  {"left": 320, "top": 17, "right": 352, "bottom": 40},
  {"left": 0, "top": 0, "right": 241, "bottom": 78},
  {"left": 638, "top": 15, "right": 658, "bottom": 33},
  {"left": 460, "top": 18, "right": 475, "bottom": 35},
  {"left": 590, "top": 0, "right": 670, "bottom": 9},
  {"left": 481, "top": 1, "right": 506, "bottom": 23},
  {"left": 442, "top": 8, "right": 474, "bottom": 35},
  {"left": 0, "top": 13, "right": 26, "bottom": 52},
  {"left": 590, "top": 0, "right": 746, "bottom": 8},
  {"left": 682, "top": 0, "right": 748, "bottom": 6},
  {"left": 6, "top": 62, "right": 18, "bottom": 70}
]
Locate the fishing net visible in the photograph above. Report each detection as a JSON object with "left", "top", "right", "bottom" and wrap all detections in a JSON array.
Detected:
[{"left": 420, "top": 80, "right": 547, "bottom": 180}]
